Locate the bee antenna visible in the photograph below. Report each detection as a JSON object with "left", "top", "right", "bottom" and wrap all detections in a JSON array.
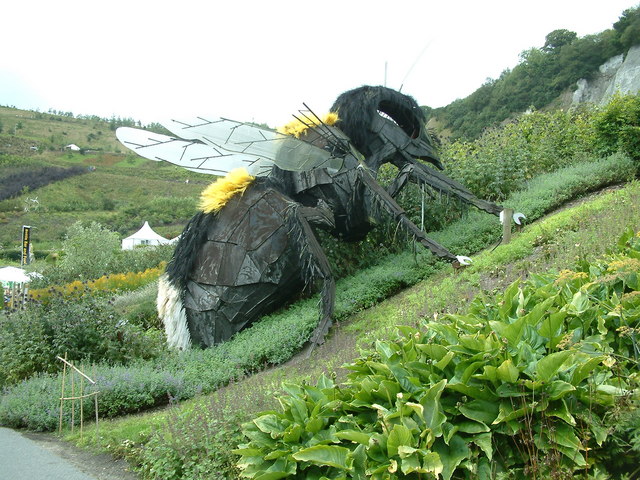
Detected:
[{"left": 296, "top": 103, "right": 348, "bottom": 153}]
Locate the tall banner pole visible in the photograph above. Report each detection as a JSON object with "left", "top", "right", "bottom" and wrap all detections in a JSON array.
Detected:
[{"left": 21, "top": 225, "right": 31, "bottom": 266}]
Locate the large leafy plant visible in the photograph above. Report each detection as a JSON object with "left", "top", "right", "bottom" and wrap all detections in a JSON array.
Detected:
[{"left": 236, "top": 229, "right": 640, "bottom": 479}]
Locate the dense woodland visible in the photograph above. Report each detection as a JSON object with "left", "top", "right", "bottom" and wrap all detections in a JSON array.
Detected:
[{"left": 426, "top": 5, "right": 640, "bottom": 140}]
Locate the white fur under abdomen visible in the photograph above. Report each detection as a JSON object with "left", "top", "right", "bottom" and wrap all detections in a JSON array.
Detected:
[{"left": 157, "top": 275, "right": 191, "bottom": 350}]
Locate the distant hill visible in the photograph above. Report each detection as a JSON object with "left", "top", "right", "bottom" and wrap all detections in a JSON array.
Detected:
[
  {"left": 425, "top": 5, "right": 640, "bottom": 140},
  {"left": 0, "top": 110, "right": 210, "bottom": 260}
]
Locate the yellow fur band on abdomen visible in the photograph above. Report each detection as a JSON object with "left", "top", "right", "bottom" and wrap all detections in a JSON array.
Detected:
[{"left": 199, "top": 168, "right": 256, "bottom": 214}]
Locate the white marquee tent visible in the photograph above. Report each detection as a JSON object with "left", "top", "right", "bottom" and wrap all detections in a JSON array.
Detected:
[
  {"left": 1, "top": 266, "right": 31, "bottom": 308},
  {"left": 121, "top": 221, "right": 170, "bottom": 250},
  {"left": 0, "top": 266, "right": 31, "bottom": 285}
]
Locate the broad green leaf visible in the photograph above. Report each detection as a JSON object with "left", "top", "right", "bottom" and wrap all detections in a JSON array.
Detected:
[
  {"left": 570, "top": 355, "right": 604, "bottom": 385},
  {"left": 292, "top": 445, "right": 351, "bottom": 470},
  {"left": 498, "top": 280, "right": 520, "bottom": 320},
  {"left": 596, "top": 384, "right": 631, "bottom": 396},
  {"left": 458, "top": 399, "right": 499, "bottom": 424},
  {"left": 538, "top": 311, "right": 566, "bottom": 343},
  {"left": 307, "top": 427, "right": 339, "bottom": 446},
  {"left": 398, "top": 448, "right": 443, "bottom": 475},
  {"left": 365, "top": 361, "right": 391, "bottom": 376},
  {"left": 416, "top": 343, "right": 448, "bottom": 361},
  {"left": 477, "top": 457, "right": 492, "bottom": 480},
  {"left": 232, "top": 446, "right": 262, "bottom": 456},
  {"left": 460, "top": 361, "right": 486, "bottom": 384},
  {"left": 335, "top": 430, "right": 370, "bottom": 445},
  {"left": 288, "top": 397, "right": 308, "bottom": 424},
  {"left": 496, "top": 359, "right": 519, "bottom": 383},
  {"left": 387, "top": 364, "right": 415, "bottom": 389},
  {"left": 456, "top": 420, "right": 490, "bottom": 434},
  {"left": 493, "top": 398, "right": 548, "bottom": 425},
  {"left": 372, "top": 380, "right": 401, "bottom": 403},
  {"left": 253, "top": 414, "right": 284, "bottom": 435},
  {"left": 305, "top": 416, "right": 324, "bottom": 434},
  {"left": 376, "top": 340, "right": 395, "bottom": 361},
  {"left": 471, "top": 432, "right": 493, "bottom": 461},
  {"left": 536, "top": 350, "right": 573, "bottom": 382},
  {"left": 435, "top": 351, "right": 456, "bottom": 371},
  {"left": 405, "top": 402, "right": 424, "bottom": 418},
  {"left": 495, "top": 382, "right": 527, "bottom": 398},
  {"left": 282, "top": 424, "right": 303, "bottom": 443},
  {"left": 420, "top": 380, "right": 447, "bottom": 440},
  {"left": 459, "top": 335, "right": 488, "bottom": 352},
  {"left": 442, "top": 422, "right": 459, "bottom": 444},
  {"left": 480, "top": 365, "right": 498, "bottom": 383},
  {"left": 253, "top": 471, "right": 291, "bottom": 480},
  {"left": 421, "top": 451, "right": 444, "bottom": 475},
  {"left": 434, "top": 435, "right": 470, "bottom": 480},
  {"left": 546, "top": 380, "right": 575, "bottom": 400},
  {"left": 254, "top": 458, "right": 297, "bottom": 480},
  {"left": 397, "top": 445, "right": 417, "bottom": 458},
  {"left": 387, "top": 424, "right": 414, "bottom": 457},
  {"left": 447, "top": 382, "right": 496, "bottom": 401},
  {"left": 264, "top": 450, "right": 289, "bottom": 460},
  {"left": 546, "top": 399, "right": 576, "bottom": 426},
  {"left": 547, "top": 423, "right": 586, "bottom": 466},
  {"left": 569, "top": 291, "right": 590, "bottom": 314},
  {"left": 400, "top": 451, "right": 421, "bottom": 475},
  {"left": 489, "top": 315, "right": 527, "bottom": 347},
  {"left": 351, "top": 444, "right": 367, "bottom": 480},
  {"left": 522, "top": 296, "right": 556, "bottom": 326},
  {"left": 316, "top": 374, "right": 335, "bottom": 390}
]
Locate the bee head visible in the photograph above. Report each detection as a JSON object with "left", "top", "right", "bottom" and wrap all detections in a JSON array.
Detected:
[{"left": 330, "top": 85, "right": 442, "bottom": 171}]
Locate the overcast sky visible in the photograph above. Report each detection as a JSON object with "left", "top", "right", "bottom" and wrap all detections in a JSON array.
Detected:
[{"left": 1, "top": 0, "right": 638, "bottom": 128}]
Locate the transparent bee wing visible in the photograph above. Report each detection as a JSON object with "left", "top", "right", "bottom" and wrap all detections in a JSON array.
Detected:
[
  {"left": 115, "top": 127, "right": 273, "bottom": 176},
  {"left": 162, "top": 117, "right": 344, "bottom": 172}
]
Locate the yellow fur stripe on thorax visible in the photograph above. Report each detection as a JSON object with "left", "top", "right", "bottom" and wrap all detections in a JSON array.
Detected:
[
  {"left": 199, "top": 168, "right": 255, "bottom": 214},
  {"left": 277, "top": 112, "right": 339, "bottom": 138}
]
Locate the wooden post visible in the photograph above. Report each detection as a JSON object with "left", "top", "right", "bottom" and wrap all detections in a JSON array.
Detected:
[
  {"left": 93, "top": 364, "right": 99, "bottom": 440},
  {"left": 502, "top": 208, "right": 514, "bottom": 245},
  {"left": 71, "top": 368, "right": 75, "bottom": 433},
  {"left": 79, "top": 365, "right": 84, "bottom": 439},
  {"left": 56, "top": 356, "right": 99, "bottom": 438},
  {"left": 58, "top": 353, "right": 67, "bottom": 434}
]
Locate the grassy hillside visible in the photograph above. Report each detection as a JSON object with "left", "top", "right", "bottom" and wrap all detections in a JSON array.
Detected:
[
  {"left": 0, "top": 106, "right": 125, "bottom": 154},
  {"left": 0, "top": 107, "right": 212, "bottom": 258}
]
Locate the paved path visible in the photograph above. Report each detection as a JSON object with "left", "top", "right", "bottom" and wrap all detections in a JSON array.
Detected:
[{"left": 0, "top": 427, "right": 137, "bottom": 480}]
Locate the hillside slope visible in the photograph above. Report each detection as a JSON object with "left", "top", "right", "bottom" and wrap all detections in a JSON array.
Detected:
[
  {"left": 0, "top": 109, "right": 211, "bottom": 258},
  {"left": 58, "top": 180, "right": 640, "bottom": 479}
]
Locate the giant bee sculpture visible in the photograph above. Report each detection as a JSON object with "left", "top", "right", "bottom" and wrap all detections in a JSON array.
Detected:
[{"left": 116, "top": 85, "right": 523, "bottom": 350}]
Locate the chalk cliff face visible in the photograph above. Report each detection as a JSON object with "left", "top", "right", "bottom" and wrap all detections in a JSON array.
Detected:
[{"left": 572, "top": 45, "right": 640, "bottom": 106}]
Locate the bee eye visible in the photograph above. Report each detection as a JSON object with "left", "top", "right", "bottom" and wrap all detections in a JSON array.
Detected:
[{"left": 377, "top": 101, "right": 420, "bottom": 139}]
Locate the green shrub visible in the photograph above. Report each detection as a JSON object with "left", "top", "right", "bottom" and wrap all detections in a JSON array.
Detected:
[
  {"left": 0, "top": 294, "right": 166, "bottom": 388},
  {"left": 593, "top": 93, "right": 640, "bottom": 162},
  {"left": 136, "top": 404, "right": 246, "bottom": 480},
  {"left": 236, "top": 229, "right": 640, "bottom": 479},
  {"left": 442, "top": 108, "right": 598, "bottom": 201}
]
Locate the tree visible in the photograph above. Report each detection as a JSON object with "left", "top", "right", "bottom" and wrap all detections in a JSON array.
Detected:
[
  {"left": 57, "top": 221, "right": 121, "bottom": 281},
  {"left": 543, "top": 29, "right": 577, "bottom": 52},
  {"left": 614, "top": 6, "right": 640, "bottom": 51}
]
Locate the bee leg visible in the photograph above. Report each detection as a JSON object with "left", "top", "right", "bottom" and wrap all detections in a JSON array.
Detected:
[
  {"left": 357, "top": 165, "right": 461, "bottom": 262},
  {"left": 291, "top": 204, "right": 336, "bottom": 355},
  {"left": 389, "top": 162, "right": 504, "bottom": 216}
]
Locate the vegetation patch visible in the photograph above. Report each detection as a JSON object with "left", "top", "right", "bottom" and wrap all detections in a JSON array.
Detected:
[
  {"left": 236, "top": 228, "right": 640, "bottom": 479},
  {"left": 0, "top": 158, "right": 635, "bottom": 434}
]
